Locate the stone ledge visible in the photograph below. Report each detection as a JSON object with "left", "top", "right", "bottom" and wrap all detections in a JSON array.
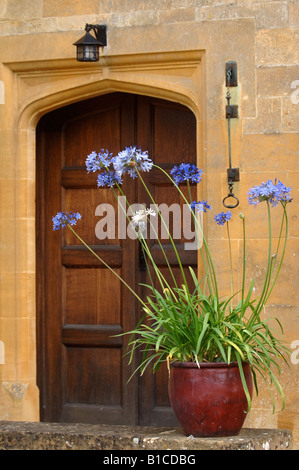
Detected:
[{"left": 0, "top": 421, "right": 293, "bottom": 450}]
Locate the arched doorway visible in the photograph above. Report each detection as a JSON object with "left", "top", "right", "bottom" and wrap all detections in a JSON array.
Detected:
[{"left": 36, "top": 92, "right": 197, "bottom": 425}]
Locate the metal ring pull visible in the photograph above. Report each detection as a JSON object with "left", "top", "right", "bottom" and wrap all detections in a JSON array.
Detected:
[{"left": 222, "top": 193, "right": 239, "bottom": 209}]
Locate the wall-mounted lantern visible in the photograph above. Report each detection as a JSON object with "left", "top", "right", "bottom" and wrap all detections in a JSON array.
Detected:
[{"left": 73, "top": 24, "right": 107, "bottom": 62}]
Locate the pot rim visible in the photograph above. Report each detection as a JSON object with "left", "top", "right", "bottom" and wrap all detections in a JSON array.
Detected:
[{"left": 170, "top": 361, "right": 249, "bottom": 369}]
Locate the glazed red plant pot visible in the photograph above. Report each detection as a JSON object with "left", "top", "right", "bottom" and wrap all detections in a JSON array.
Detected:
[{"left": 168, "top": 361, "right": 253, "bottom": 437}]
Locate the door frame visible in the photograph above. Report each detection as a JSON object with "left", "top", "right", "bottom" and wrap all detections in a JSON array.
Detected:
[
  {"left": 36, "top": 93, "right": 198, "bottom": 424},
  {"left": 9, "top": 50, "right": 205, "bottom": 420}
]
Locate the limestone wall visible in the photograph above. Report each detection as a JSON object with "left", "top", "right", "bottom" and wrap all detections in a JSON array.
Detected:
[{"left": 0, "top": 0, "right": 298, "bottom": 448}]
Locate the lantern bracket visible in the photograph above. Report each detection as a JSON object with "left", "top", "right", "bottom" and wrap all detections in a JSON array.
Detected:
[{"left": 85, "top": 24, "right": 107, "bottom": 47}]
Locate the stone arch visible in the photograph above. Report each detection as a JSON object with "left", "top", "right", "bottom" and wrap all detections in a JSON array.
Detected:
[{"left": 20, "top": 76, "right": 201, "bottom": 131}]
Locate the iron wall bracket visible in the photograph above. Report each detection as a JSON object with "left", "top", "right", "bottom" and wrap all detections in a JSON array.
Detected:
[
  {"left": 86, "top": 24, "right": 107, "bottom": 46},
  {"left": 226, "top": 104, "right": 238, "bottom": 119},
  {"left": 225, "top": 61, "right": 238, "bottom": 87},
  {"left": 227, "top": 167, "right": 240, "bottom": 182}
]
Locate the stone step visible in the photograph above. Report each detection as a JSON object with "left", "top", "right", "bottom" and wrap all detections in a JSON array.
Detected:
[{"left": 0, "top": 421, "right": 293, "bottom": 451}]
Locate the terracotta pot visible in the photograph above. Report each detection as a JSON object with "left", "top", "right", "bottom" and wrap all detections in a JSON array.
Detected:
[{"left": 168, "top": 361, "right": 253, "bottom": 437}]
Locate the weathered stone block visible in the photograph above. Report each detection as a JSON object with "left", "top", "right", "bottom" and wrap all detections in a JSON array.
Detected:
[
  {"left": 282, "top": 95, "right": 299, "bottom": 133},
  {"left": 159, "top": 8, "right": 195, "bottom": 23},
  {"left": 242, "top": 97, "right": 281, "bottom": 134},
  {"left": 289, "top": 1, "right": 299, "bottom": 27},
  {"left": 257, "top": 65, "right": 299, "bottom": 98},
  {"left": 241, "top": 134, "right": 299, "bottom": 172},
  {"left": 42, "top": 0, "right": 99, "bottom": 17},
  {"left": 256, "top": 28, "right": 299, "bottom": 66},
  {"left": 2, "top": 0, "right": 42, "bottom": 20},
  {"left": 197, "top": 2, "right": 288, "bottom": 29},
  {"left": 0, "top": 421, "right": 293, "bottom": 450}
]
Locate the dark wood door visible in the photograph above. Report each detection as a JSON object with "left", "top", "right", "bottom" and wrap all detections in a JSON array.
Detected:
[{"left": 36, "top": 92, "right": 197, "bottom": 425}]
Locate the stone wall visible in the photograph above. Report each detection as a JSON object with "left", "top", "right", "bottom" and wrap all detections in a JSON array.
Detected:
[{"left": 0, "top": 0, "right": 298, "bottom": 448}]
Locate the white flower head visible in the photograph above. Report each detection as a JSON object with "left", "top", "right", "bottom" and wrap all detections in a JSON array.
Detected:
[{"left": 131, "top": 208, "right": 156, "bottom": 235}]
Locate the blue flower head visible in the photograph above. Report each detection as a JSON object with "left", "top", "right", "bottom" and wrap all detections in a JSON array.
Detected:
[
  {"left": 170, "top": 163, "right": 203, "bottom": 185},
  {"left": 113, "top": 146, "right": 153, "bottom": 179},
  {"left": 97, "top": 170, "right": 123, "bottom": 188},
  {"left": 248, "top": 179, "right": 292, "bottom": 207},
  {"left": 190, "top": 200, "right": 211, "bottom": 213},
  {"left": 52, "top": 211, "right": 81, "bottom": 230},
  {"left": 214, "top": 211, "right": 232, "bottom": 226},
  {"left": 86, "top": 149, "right": 113, "bottom": 173}
]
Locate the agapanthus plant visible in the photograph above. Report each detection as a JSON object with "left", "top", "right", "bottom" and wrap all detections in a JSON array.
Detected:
[{"left": 52, "top": 147, "right": 292, "bottom": 413}]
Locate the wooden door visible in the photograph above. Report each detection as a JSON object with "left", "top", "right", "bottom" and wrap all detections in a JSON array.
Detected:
[{"left": 36, "top": 92, "right": 197, "bottom": 425}]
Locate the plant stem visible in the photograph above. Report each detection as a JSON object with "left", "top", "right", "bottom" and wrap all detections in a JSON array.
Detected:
[
  {"left": 67, "top": 224, "right": 147, "bottom": 308},
  {"left": 264, "top": 203, "right": 289, "bottom": 303},
  {"left": 136, "top": 167, "right": 190, "bottom": 294},
  {"left": 154, "top": 164, "right": 218, "bottom": 300},
  {"left": 186, "top": 180, "right": 193, "bottom": 206},
  {"left": 241, "top": 215, "right": 246, "bottom": 309},
  {"left": 255, "top": 200, "right": 272, "bottom": 316},
  {"left": 113, "top": 183, "right": 178, "bottom": 293},
  {"left": 226, "top": 221, "right": 234, "bottom": 308}
]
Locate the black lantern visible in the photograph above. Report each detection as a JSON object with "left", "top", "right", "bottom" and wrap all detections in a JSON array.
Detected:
[{"left": 73, "top": 24, "right": 107, "bottom": 62}]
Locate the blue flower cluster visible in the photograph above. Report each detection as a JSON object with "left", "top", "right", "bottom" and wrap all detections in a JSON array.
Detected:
[
  {"left": 190, "top": 200, "right": 211, "bottom": 213},
  {"left": 214, "top": 211, "right": 232, "bottom": 226},
  {"left": 86, "top": 149, "right": 113, "bottom": 173},
  {"left": 113, "top": 146, "right": 153, "bottom": 179},
  {"left": 248, "top": 179, "right": 292, "bottom": 207},
  {"left": 97, "top": 170, "right": 123, "bottom": 188},
  {"left": 52, "top": 211, "right": 81, "bottom": 230},
  {"left": 85, "top": 146, "right": 153, "bottom": 186},
  {"left": 170, "top": 163, "right": 203, "bottom": 185}
]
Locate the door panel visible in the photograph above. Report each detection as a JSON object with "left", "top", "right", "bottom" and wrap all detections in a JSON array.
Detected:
[
  {"left": 37, "top": 93, "right": 138, "bottom": 424},
  {"left": 37, "top": 92, "right": 197, "bottom": 425}
]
